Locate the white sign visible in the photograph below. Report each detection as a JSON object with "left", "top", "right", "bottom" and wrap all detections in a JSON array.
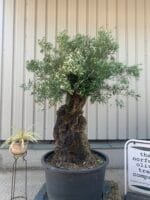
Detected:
[{"left": 125, "top": 140, "right": 150, "bottom": 196}]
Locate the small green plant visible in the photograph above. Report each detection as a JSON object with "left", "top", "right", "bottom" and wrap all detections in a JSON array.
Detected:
[{"left": 1, "top": 130, "right": 38, "bottom": 148}]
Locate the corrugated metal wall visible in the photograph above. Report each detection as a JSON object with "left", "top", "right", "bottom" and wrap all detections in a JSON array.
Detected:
[{"left": 0, "top": 0, "right": 150, "bottom": 140}]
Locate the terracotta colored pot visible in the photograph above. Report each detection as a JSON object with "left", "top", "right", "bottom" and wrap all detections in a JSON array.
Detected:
[{"left": 9, "top": 142, "right": 28, "bottom": 156}]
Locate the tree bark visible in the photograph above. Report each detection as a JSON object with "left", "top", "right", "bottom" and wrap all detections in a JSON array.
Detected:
[{"left": 52, "top": 93, "right": 97, "bottom": 168}]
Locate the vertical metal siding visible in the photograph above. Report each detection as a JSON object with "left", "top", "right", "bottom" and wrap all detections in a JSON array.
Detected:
[
  {"left": 0, "top": 0, "right": 150, "bottom": 140},
  {"left": 1, "top": 0, "right": 14, "bottom": 138},
  {"left": 118, "top": 0, "right": 127, "bottom": 140},
  {"left": 127, "top": 0, "right": 137, "bottom": 139},
  {"left": 0, "top": 0, "right": 4, "bottom": 138},
  {"left": 24, "top": 0, "right": 35, "bottom": 137},
  {"left": 147, "top": 0, "right": 150, "bottom": 140}
]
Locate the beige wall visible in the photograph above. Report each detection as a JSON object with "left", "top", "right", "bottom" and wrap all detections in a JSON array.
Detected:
[{"left": 0, "top": 0, "right": 150, "bottom": 140}]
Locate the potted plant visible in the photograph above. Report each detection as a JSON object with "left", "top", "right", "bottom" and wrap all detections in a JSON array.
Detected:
[
  {"left": 24, "top": 29, "right": 140, "bottom": 200},
  {"left": 2, "top": 130, "right": 38, "bottom": 157}
]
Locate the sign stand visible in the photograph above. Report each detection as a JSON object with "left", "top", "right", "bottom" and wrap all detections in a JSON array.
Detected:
[{"left": 124, "top": 139, "right": 150, "bottom": 200}]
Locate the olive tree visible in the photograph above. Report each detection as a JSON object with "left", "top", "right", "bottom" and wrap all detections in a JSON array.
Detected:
[{"left": 24, "top": 30, "right": 140, "bottom": 168}]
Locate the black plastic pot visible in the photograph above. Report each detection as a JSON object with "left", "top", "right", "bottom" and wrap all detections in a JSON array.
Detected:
[{"left": 42, "top": 150, "right": 109, "bottom": 200}]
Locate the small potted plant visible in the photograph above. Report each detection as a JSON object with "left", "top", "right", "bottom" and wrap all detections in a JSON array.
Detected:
[
  {"left": 2, "top": 130, "right": 38, "bottom": 157},
  {"left": 24, "top": 29, "right": 140, "bottom": 200}
]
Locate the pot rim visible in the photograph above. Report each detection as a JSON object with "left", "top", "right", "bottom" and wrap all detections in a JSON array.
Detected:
[{"left": 42, "top": 150, "right": 109, "bottom": 174}]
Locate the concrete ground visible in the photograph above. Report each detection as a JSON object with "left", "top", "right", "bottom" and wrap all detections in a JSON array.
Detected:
[
  {"left": 0, "top": 144, "right": 125, "bottom": 199},
  {"left": 0, "top": 168, "right": 124, "bottom": 200}
]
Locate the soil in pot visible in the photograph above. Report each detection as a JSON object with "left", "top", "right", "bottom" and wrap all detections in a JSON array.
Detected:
[{"left": 46, "top": 150, "right": 104, "bottom": 170}]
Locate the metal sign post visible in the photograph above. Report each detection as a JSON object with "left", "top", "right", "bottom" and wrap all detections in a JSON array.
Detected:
[{"left": 124, "top": 139, "right": 150, "bottom": 200}]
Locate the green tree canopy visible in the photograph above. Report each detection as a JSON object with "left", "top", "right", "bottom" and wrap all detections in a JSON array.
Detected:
[{"left": 25, "top": 29, "right": 140, "bottom": 106}]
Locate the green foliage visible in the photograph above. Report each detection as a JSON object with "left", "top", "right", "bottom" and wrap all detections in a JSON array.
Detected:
[
  {"left": 24, "top": 29, "right": 140, "bottom": 106},
  {"left": 1, "top": 130, "right": 38, "bottom": 147}
]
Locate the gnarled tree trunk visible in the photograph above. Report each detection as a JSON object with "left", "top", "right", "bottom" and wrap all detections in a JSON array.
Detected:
[{"left": 52, "top": 93, "right": 97, "bottom": 168}]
